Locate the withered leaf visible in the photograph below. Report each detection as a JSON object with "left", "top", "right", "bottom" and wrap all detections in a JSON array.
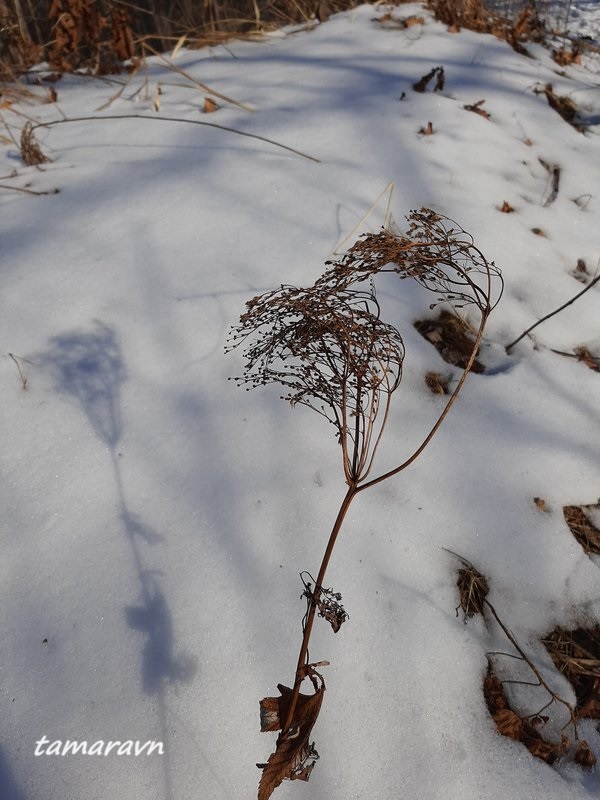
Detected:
[
  {"left": 258, "top": 679, "right": 325, "bottom": 800},
  {"left": 463, "top": 100, "right": 490, "bottom": 119},
  {"left": 493, "top": 708, "right": 523, "bottom": 739},
  {"left": 574, "top": 739, "right": 597, "bottom": 768},
  {"left": 203, "top": 96, "right": 219, "bottom": 113},
  {"left": 418, "top": 121, "right": 434, "bottom": 135},
  {"left": 499, "top": 201, "right": 514, "bottom": 213},
  {"left": 413, "top": 66, "right": 444, "bottom": 93}
]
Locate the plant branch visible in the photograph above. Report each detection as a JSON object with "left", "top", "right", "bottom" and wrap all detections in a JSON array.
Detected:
[
  {"left": 29, "top": 115, "right": 321, "bottom": 163},
  {"left": 505, "top": 273, "right": 600, "bottom": 352}
]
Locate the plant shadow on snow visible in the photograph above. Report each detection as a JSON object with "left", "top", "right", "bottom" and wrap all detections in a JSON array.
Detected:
[
  {"left": 0, "top": 745, "right": 26, "bottom": 800},
  {"left": 43, "top": 321, "right": 196, "bottom": 800}
]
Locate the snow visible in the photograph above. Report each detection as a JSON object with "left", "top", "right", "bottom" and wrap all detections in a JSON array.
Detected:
[{"left": 1, "top": 3, "right": 600, "bottom": 799}]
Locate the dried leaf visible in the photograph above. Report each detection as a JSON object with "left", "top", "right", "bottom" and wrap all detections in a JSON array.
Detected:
[
  {"left": 534, "top": 497, "right": 547, "bottom": 512},
  {"left": 258, "top": 680, "right": 325, "bottom": 800},
  {"left": 499, "top": 201, "right": 514, "bottom": 213},
  {"left": 425, "top": 371, "right": 449, "bottom": 395},
  {"left": 418, "top": 121, "right": 434, "bottom": 135},
  {"left": 525, "top": 735, "right": 564, "bottom": 764},
  {"left": 574, "top": 739, "right": 597, "bottom": 768},
  {"left": 463, "top": 99, "right": 490, "bottom": 119},
  {"left": 316, "top": 587, "right": 348, "bottom": 633},
  {"left": 413, "top": 66, "right": 444, "bottom": 93},
  {"left": 203, "top": 96, "right": 219, "bottom": 113},
  {"left": 493, "top": 708, "right": 523, "bottom": 739}
]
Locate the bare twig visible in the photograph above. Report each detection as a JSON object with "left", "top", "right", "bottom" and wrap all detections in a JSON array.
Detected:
[
  {"left": 506, "top": 273, "right": 600, "bottom": 352},
  {"left": 30, "top": 115, "right": 320, "bottom": 163}
]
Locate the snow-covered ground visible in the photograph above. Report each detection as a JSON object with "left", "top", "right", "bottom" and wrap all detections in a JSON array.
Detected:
[{"left": 1, "top": 3, "right": 600, "bottom": 799}]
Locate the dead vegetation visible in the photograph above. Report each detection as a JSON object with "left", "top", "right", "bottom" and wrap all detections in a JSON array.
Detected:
[
  {"left": 448, "top": 551, "right": 598, "bottom": 770},
  {"left": 415, "top": 310, "right": 485, "bottom": 373},
  {"left": 563, "top": 503, "right": 600, "bottom": 555},
  {"left": 19, "top": 121, "right": 50, "bottom": 165},
  {"left": 229, "top": 211, "right": 502, "bottom": 798},
  {"left": 425, "top": 0, "right": 545, "bottom": 54}
]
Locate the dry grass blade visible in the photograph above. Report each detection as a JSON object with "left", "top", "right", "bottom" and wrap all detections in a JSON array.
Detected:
[
  {"left": 20, "top": 122, "right": 51, "bottom": 166},
  {"left": 445, "top": 549, "right": 489, "bottom": 618},
  {"left": 542, "top": 627, "right": 600, "bottom": 721},
  {"left": 563, "top": 504, "right": 600, "bottom": 554}
]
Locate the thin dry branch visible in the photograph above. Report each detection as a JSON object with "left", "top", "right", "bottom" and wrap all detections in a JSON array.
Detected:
[
  {"left": 506, "top": 273, "right": 600, "bottom": 352},
  {"left": 29, "top": 115, "right": 320, "bottom": 162}
]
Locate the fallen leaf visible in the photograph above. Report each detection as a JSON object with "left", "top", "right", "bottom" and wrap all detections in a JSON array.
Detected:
[
  {"left": 418, "top": 121, "right": 434, "bottom": 135},
  {"left": 499, "top": 201, "right": 514, "bottom": 213},
  {"left": 203, "top": 96, "right": 219, "bottom": 113},
  {"left": 258, "top": 678, "right": 325, "bottom": 800},
  {"left": 574, "top": 740, "right": 597, "bottom": 768}
]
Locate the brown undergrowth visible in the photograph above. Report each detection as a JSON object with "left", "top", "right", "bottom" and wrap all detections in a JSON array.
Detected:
[{"left": 449, "top": 551, "right": 598, "bottom": 769}]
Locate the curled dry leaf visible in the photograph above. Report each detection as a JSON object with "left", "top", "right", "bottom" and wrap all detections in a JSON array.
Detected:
[
  {"left": 425, "top": 371, "right": 450, "bottom": 395},
  {"left": 574, "top": 739, "right": 597, "bottom": 768},
  {"left": 418, "top": 121, "right": 434, "bottom": 135},
  {"left": 498, "top": 201, "right": 514, "bottom": 213},
  {"left": 316, "top": 587, "right": 348, "bottom": 633},
  {"left": 258, "top": 678, "right": 325, "bottom": 800},
  {"left": 203, "top": 97, "right": 219, "bottom": 113},
  {"left": 463, "top": 100, "right": 490, "bottom": 119},
  {"left": 412, "top": 66, "right": 444, "bottom": 93}
]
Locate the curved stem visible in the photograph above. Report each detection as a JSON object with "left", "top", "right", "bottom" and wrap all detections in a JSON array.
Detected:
[
  {"left": 282, "top": 485, "right": 358, "bottom": 733},
  {"left": 357, "top": 307, "right": 490, "bottom": 493}
]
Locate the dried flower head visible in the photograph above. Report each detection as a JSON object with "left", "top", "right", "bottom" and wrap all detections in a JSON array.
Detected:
[{"left": 227, "top": 284, "right": 404, "bottom": 484}]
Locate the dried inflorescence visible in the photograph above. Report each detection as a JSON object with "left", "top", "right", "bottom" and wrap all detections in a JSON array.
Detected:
[
  {"left": 228, "top": 285, "right": 404, "bottom": 485},
  {"left": 316, "top": 209, "right": 502, "bottom": 315}
]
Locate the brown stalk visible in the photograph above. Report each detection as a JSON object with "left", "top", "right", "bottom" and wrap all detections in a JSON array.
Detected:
[
  {"left": 29, "top": 114, "right": 320, "bottom": 163},
  {"left": 228, "top": 209, "right": 502, "bottom": 797}
]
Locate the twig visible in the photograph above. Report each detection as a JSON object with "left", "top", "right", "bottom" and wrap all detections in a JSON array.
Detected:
[
  {"left": 0, "top": 182, "right": 58, "bottom": 195},
  {"left": 506, "top": 273, "right": 600, "bottom": 352},
  {"left": 8, "top": 353, "right": 28, "bottom": 389},
  {"left": 29, "top": 115, "right": 320, "bottom": 163}
]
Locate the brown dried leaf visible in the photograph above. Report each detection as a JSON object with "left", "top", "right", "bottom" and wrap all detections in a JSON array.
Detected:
[
  {"left": 258, "top": 681, "right": 324, "bottom": 800},
  {"left": 425, "top": 371, "right": 449, "bottom": 395},
  {"left": 203, "top": 96, "right": 219, "bottom": 113},
  {"left": 499, "top": 201, "right": 514, "bottom": 213},
  {"left": 493, "top": 708, "right": 523, "bottom": 739},
  {"left": 413, "top": 66, "right": 444, "bottom": 93},
  {"left": 418, "top": 121, "right": 434, "bottom": 135},
  {"left": 574, "top": 346, "right": 600, "bottom": 373},
  {"left": 525, "top": 737, "right": 563, "bottom": 764},
  {"left": 464, "top": 99, "right": 490, "bottom": 119},
  {"left": 574, "top": 739, "right": 597, "bottom": 768},
  {"left": 534, "top": 497, "right": 547, "bottom": 512}
]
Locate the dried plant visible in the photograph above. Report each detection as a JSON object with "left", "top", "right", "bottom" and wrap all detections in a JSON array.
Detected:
[
  {"left": 20, "top": 122, "right": 51, "bottom": 166},
  {"left": 449, "top": 552, "right": 595, "bottom": 768},
  {"left": 228, "top": 208, "right": 502, "bottom": 799}
]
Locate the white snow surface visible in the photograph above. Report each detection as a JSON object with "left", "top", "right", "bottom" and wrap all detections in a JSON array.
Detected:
[{"left": 1, "top": 4, "right": 600, "bottom": 799}]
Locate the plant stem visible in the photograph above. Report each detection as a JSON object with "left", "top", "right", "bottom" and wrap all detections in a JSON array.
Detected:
[
  {"left": 282, "top": 485, "right": 358, "bottom": 733},
  {"left": 505, "top": 273, "right": 600, "bottom": 353}
]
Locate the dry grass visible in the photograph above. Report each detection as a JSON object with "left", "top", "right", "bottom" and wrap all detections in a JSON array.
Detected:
[
  {"left": 542, "top": 627, "right": 600, "bottom": 719},
  {"left": 19, "top": 121, "right": 51, "bottom": 165},
  {"left": 563, "top": 504, "right": 600, "bottom": 554}
]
